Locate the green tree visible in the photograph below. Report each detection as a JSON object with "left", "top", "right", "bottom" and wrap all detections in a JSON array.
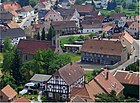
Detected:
[
  {"left": 85, "top": 70, "right": 100, "bottom": 82},
  {"left": 21, "top": 49, "right": 71, "bottom": 76},
  {"left": 29, "top": 0, "right": 38, "bottom": 7},
  {"left": 78, "top": 35, "right": 84, "bottom": 41},
  {"left": 3, "top": 37, "right": 13, "bottom": 53},
  {"left": 75, "top": 0, "right": 83, "bottom": 5},
  {"left": 84, "top": 35, "right": 90, "bottom": 40},
  {"left": 41, "top": 28, "right": 46, "bottom": 40},
  {"left": 115, "top": 7, "right": 121, "bottom": 13},
  {"left": 125, "top": 60, "right": 139, "bottom": 72},
  {"left": 20, "top": 61, "right": 35, "bottom": 82},
  {"left": 2, "top": 38, "right": 15, "bottom": 73},
  {"left": 0, "top": 72, "right": 16, "bottom": 89},
  {"left": 68, "top": 36, "right": 75, "bottom": 43},
  {"left": 47, "top": 26, "right": 56, "bottom": 41},
  {"left": 89, "top": 32, "right": 96, "bottom": 39},
  {"left": 95, "top": 90, "right": 137, "bottom": 102},
  {"left": 122, "top": 2, "right": 127, "bottom": 9},
  {"left": 37, "top": 32, "right": 40, "bottom": 40},
  {"left": 10, "top": 49, "right": 22, "bottom": 84}
]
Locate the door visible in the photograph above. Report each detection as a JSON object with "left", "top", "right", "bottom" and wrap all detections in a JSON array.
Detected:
[{"left": 55, "top": 93, "right": 60, "bottom": 101}]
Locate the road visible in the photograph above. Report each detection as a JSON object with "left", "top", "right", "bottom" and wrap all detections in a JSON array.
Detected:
[
  {"left": 109, "top": 40, "right": 139, "bottom": 74},
  {"left": 60, "top": 33, "right": 90, "bottom": 38},
  {"left": 19, "top": 13, "right": 38, "bottom": 29}
]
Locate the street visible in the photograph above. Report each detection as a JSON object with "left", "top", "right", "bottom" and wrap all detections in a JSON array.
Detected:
[{"left": 109, "top": 40, "right": 139, "bottom": 74}]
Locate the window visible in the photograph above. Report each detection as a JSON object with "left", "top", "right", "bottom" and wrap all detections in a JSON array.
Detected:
[
  {"left": 25, "top": 55, "right": 27, "bottom": 60},
  {"left": 49, "top": 93, "right": 53, "bottom": 97},
  {"left": 0, "top": 95, "right": 3, "bottom": 99},
  {"left": 62, "top": 86, "right": 67, "bottom": 90}
]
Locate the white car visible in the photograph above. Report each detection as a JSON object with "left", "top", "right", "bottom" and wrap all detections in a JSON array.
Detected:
[{"left": 19, "top": 89, "right": 28, "bottom": 95}]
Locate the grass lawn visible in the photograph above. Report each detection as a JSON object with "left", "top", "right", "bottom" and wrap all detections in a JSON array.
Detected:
[
  {"left": 64, "top": 53, "right": 81, "bottom": 62},
  {"left": 100, "top": 9, "right": 138, "bottom": 16},
  {"left": 60, "top": 36, "right": 79, "bottom": 47}
]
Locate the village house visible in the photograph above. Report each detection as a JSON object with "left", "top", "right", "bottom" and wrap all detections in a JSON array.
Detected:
[
  {"left": 24, "top": 23, "right": 44, "bottom": 38},
  {"left": 16, "top": 5, "right": 34, "bottom": 18},
  {"left": 0, "top": 28, "right": 26, "bottom": 47},
  {"left": 94, "top": 69, "right": 124, "bottom": 96},
  {"left": 103, "top": 23, "right": 122, "bottom": 36},
  {"left": 51, "top": 21, "right": 79, "bottom": 35},
  {"left": 26, "top": 74, "right": 51, "bottom": 91},
  {"left": 46, "top": 62, "right": 85, "bottom": 101},
  {"left": 81, "top": 20, "right": 102, "bottom": 33},
  {"left": 114, "top": 70, "right": 139, "bottom": 99},
  {"left": 125, "top": 21, "right": 139, "bottom": 37},
  {"left": 44, "top": 9, "right": 63, "bottom": 21},
  {"left": 110, "top": 13, "right": 126, "bottom": 27},
  {"left": 1, "top": 2, "right": 21, "bottom": 22},
  {"left": 6, "top": 21, "right": 20, "bottom": 28},
  {"left": 120, "top": 31, "right": 134, "bottom": 55},
  {"left": 38, "top": 9, "right": 49, "bottom": 21},
  {"left": 70, "top": 78, "right": 105, "bottom": 102},
  {"left": 0, "top": 11, "right": 14, "bottom": 23},
  {"left": 34, "top": 1, "right": 51, "bottom": 11},
  {"left": 70, "top": 68, "right": 124, "bottom": 102},
  {"left": 56, "top": 8, "right": 80, "bottom": 27},
  {"left": 17, "top": 37, "right": 61, "bottom": 62},
  {"left": 71, "top": 5, "right": 95, "bottom": 16},
  {"left": 81, "top": 39, "right": 128, "bottom": 65},
  {"left": 0, "top": 85, "right": 17, "bottom": 102}
]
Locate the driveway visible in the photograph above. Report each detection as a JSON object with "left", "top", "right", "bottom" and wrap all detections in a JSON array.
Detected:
[
  {"left": 77, "top": 61, "right": 105, "bottom": 71},
  {"left": 109, "top": 40, "right": 139, "bottom": 74}
]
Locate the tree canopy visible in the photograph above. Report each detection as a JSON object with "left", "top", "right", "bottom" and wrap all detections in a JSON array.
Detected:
[{"left": 95, "top": 90, "right": 137, "bottom": 102}]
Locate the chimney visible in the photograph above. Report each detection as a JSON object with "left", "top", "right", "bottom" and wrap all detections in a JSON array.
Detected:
[{"left": 105, "top": 71, "right": 109, "bottom": 80}]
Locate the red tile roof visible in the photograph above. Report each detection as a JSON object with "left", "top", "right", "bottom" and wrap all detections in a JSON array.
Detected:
[
  {"left": 81, "top": 39, "right": 125, "bottom": 56},
  {"left": 94, "top": 69, "right": 124, "bottom": 96},
  {"left": 71, "top": 5, "right": 94, "bottom": 13},
  {"left": 114, "top": 70, "right": 140, "bottom": 86},
  {"left": 111, "top": 33, "right": 122, "bottom": 39},
  {"left": 1, "top": 85, "right": 17, "bottom": 100},
  {"left": 2, "top": 2, "right": 21, "bottom": 11},
  {"left": 2, "top": 2, "right": 21, "bottom": 16},
  {"left": 71, "top": 87, "right": 91, "bottom": 99},
  {"left": 12, "top": 97, "right": 30, "bottom": 103},
  {"left": 70, "top": 79, "right": 105, "bottom": 101},
  {"left": 110, "top": 13, "right": 125, "bottom": 19},
  {"left": 121, "top": 31, "right": 134, "bottom": 44},
  {"left": 53, "top": 62, "right": 84, "bottom": 85},
  {"left": 17, "top": 39, "right": 54, "bottom": 55}
]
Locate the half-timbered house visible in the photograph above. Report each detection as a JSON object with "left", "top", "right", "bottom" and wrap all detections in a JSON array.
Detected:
[{"left": 46, "top": 62, "right": 84, "bottom": 101}]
